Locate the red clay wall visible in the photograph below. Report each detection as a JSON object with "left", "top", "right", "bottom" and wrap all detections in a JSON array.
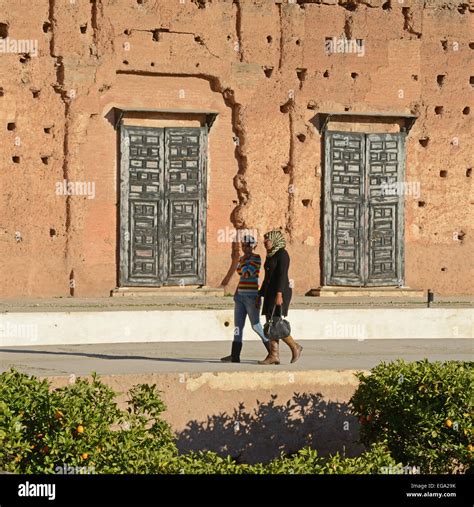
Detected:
[{"left": 0, "top": 0, "right": 472, "bottom": 297}]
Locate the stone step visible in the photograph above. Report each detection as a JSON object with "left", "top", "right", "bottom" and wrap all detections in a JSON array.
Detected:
[
  {"left": 110, "top": 286, "right": 225, "bottom": 297},
  {"left": 308, "top": 286, "right": 426, "bottom": 298}
]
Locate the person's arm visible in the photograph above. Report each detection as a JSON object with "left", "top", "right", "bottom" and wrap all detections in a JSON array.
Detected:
[{"left": 275, "top": 250, "right": 290, "bottom": 305}]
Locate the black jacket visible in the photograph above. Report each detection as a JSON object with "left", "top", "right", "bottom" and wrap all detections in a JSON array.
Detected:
[{"left": 259, "top": 248, "right": 292, "bottom": 318}]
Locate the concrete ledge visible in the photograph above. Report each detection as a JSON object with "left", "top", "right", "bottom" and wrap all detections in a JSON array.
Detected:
[
  {"left": 0, "top": 308, "right": 472, "bottom": 346},
  {"left": 110, "top": 286, "right": 225, "bottom": 297},
  {"left": 309, "top": 286, "right": 426, "bottom": 297}
]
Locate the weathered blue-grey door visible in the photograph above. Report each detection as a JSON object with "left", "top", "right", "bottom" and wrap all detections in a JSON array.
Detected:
[
  {"left": 119, "top": 126, "right": 207, "bottom": 286},
  {"left": 324, "top": 131, "right": 405, "bottom": 286}
]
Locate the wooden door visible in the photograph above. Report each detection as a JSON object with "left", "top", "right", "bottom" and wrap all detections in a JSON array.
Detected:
[
  {"left": 324, "top": 131, "right": 405, "bottom": 286},
  {"left": 119, "top": 125, "right": 207, "bottom": 286}
]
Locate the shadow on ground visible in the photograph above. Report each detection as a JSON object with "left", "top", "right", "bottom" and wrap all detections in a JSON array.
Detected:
[{"left": 176, "top": 392, "right": 366, "bottom": 464}]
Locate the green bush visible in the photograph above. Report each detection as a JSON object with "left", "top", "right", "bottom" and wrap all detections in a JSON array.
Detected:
[
  {"left": 0, "top": 369, "right": 177, "bottom": 474},
  {"left": 350, "top": 359, "right": 473, "bottom": 473},
  {"left": 1, "top": 362, "right": 472, "bottom": 475}
]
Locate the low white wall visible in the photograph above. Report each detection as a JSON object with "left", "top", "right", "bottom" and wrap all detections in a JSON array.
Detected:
[{"left": 0, "top": 308, "right": 472, "bottom": 347}]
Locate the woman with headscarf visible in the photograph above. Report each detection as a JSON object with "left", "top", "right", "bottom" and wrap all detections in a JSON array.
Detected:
[{"left": 257, "top": 229, "right": 303, "bottom": 365}]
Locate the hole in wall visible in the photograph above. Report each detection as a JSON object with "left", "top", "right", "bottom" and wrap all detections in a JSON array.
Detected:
[
  {"left": 41, "top": 156, "right": 49, "bottom": 165},
  {"left": 462, "top": 106, "right": 470, "bottom": 115},
  {"left": 19, "top": 54, "right": 31, "bottom": 64},
  {"left": 466, "top": 168, "right": 472, "bottom": 177},
  {"left": 49, "top": 228, "right": 56, "bottom": 237},
  {"left": 343, "top": 2, "right": 357, "bottom": 11},
  {"left": 43, "top": 22, "right": 51, "bottom": 33},
  {"left": 440, "top": 170, "right": 447, "bottom": 178},
  {"left": 441, "top": 267, "right": 447, "bottom": 272},
  {"left": 307, "top": 100, "right": 317, "bottom": 110},
  {"left": 227, "top": 35, "right": 231, "bottom": 41},
  {"left": 44, "top": 127, "right": 52, "bottom": 134},
  {"left": 456, "top": 231, "right": 466, "bottom": 241},
  {"left": 434, "top": 106, "right": 443, "bottom": 115},
  {"left": 437, "top": 74, "right": 445, "bottom": 87},
  {"left": 412, "top": 74, "right": 418, "bottom": 81},
  {"left": 458, "top": 5, "right": 466, "bottom": 13},
  {"left": 344, "top": 106, "right": 350, "bottom": 111},
  {"left": 0, "top": 23, "right": 8, "bottom": 38},
  {"left": 470, "top": 76, "right": 474, "bottom": 87},
  {"left": 282, "top": 165, "right": 291, "bottom": 174},
  {"left": 224, "top": 321, "right": 230, "bottom": 327},
  {"left": 31, "top": 89, "right": 40, "bottom": 98},
  {"left": 0, "top": 87, "right": 4, "bottom": 97},
  {"left": 7, "top": 122, "right": 15, "bottom": 131},
  {"left": 124, "top": 29, "right": 131, "bottom": 35},
  {"left": 302, "top": 199, "right": 312, "bottom": 207},
  {"left": 323, "top": 70, "right": 329, "bottom": 78},
  {"left": 469, "top": 42, "right": 474, "bottom": 49},
  {"left": 123, "top": 60, "right": 129, "bottom": 65},
  {"left": 12, "top": 156, "right": 20, "bottom": 163},
  {"left": 351, "top": 72, "right": 358, "bottom": 80},
  {"left": 382, "top": 1, "right": 391, "bottom": 10},
  {"left": 137, "top": 0, "right": 143, "bottom": 4},
  {"left": 296, "top": 39, "right": 301, "bottom": 46},
  {"left": 296, "top": 133, "right": 306, "bottom": 143},
  {"left": 263, "top": 67, "right": 273, "bottom": 78},
  {"left": 150, "top": 62, "right": 155, "bottom": 67},
  {"left": 195, "top": 62, "right": 200, "bottom": 68},
  {"left": 419, "top": 138, "right": 429, "bottom": 147},
  {"left": 418, "top": 201, "right": 426, "bottom": 207},
  {"left": 267, "top": 35, "right": 272, "bottom": 43},
  {"left": 296, "top": 68, "right": 307, "bottom": 82},
  {"left": 441, "top": 40, "right": 448, "bottom": 51},
  {"left": 80, "top": 24, "right": 87, "bottom": 34},
  {"left": 194, "top": 35, "right": 204, "bottom": 44}
]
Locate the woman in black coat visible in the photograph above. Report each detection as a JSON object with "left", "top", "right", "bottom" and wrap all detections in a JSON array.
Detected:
[{"left": 257, "top": 229, "right": 303, "bottom": 365}]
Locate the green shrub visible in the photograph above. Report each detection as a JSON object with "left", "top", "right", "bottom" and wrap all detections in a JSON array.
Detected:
[
  {"left": 0, "top": 369, "right": 177, "bottom": 474},
  {"left": 350, "top": 359, "right": 473, "bottom": 473}
]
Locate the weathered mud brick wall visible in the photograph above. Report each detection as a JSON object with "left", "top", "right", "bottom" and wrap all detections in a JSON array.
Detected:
[{"left": 0, "top": 0, "right": 472, "bottom": 297}]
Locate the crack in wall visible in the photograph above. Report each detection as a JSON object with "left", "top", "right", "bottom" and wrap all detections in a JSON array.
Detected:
[
  {"left": 278, "top": 3, "right": 283, "bottom": 70},
  {"left": 280, "top": 99, "right": 296, "bottom": 242},
  {"left": 48, "top": 0, "right": 73, "bottom": 271},
  {"left": 233, "top": 0, "right": 244, "bottom": 62},
  {"left": 402, "top": 7, "right": 422, "bottom": 38},
  {"left": 115, "top": 69, "right": 247, "bottom": 231}
]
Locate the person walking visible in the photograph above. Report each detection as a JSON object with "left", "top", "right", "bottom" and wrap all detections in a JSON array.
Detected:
[
  {"left": 257, "top": 229, "right": 303, "bottom": 365},
  {"left": 221, "top": 235, "right": 270, "bottom": 363}
]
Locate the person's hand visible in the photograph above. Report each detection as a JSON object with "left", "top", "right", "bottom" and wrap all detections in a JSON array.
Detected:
[
  {"left": 275, "top": 292, "right": 283, "bottom": 306},
  {"left": 256, "top": 296, "right": 261, "bottom": 309}
]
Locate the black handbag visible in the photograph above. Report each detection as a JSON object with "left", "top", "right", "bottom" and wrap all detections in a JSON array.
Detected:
[{"left": 264, "top": 305, "right": 291, "bottom": 340}]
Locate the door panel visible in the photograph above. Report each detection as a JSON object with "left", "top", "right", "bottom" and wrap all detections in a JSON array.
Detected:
[
  {"left": 324, "top": 132, "right": 365, "bottom": 285},
  {"left": 365, "top": 133, "right": 405, "bottom": 286},
  {"left": 120, "top": 126, "right": 165, "bottom": 286},
  {"left": 163, "top": 128, "right": 206, "bottom": 284},
  {"left": 324, "top": 131, "right": 405, "bottom": 287}
]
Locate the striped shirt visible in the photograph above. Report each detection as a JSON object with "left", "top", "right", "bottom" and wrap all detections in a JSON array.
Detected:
[{"left": 236, "top": 254, "right": 261, "bottom": 296}]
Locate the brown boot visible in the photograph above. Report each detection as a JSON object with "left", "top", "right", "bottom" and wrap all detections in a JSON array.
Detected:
[
  {"left": 258, "top": 340, "right": 280, "bottom": 365},
  {"left": 281, "top": 335, "right": 303, "bottom": 363},
  {"left": 259, "top": 341, "right": 271, "bottom": 362}
]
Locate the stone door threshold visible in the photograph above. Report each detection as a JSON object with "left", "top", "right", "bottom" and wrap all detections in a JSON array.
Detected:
[
  {"left": 308, "top": 286, "right": 426, "bottom": 298},
  {"left": 111, "top": 286, "right": 225, "bottom": 297}
]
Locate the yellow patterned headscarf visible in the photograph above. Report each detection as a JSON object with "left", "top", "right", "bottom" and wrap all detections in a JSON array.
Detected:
[{"left": 264, "top": 230, "right": 286, "bottom": 257}]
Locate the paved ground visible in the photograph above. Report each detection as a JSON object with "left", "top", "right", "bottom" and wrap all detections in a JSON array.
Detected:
[
  {"left": 1, "top": 339, "right": 472, "bottom": 377},
  {"left": 1, "top": 295, "right": 473, "bottom": 313}
]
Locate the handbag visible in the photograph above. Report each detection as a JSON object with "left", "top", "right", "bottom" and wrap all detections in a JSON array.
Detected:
[{"left": 264, "top": 305, "right": 291, "bottom": 340}]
